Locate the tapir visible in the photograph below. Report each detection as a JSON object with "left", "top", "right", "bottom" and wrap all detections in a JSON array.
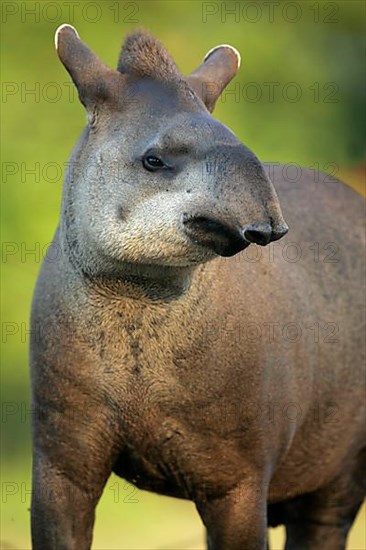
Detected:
[{"left": 30, "top": 25, "right": 365, "bottom": 549}]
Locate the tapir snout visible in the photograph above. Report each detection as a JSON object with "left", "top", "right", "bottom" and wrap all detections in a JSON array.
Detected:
[
  {"left": 182, "top": 213, "right": 289, "bottom": 256},
  {"left": 177, "top": 136, "right": 289, "bottom": 257}
]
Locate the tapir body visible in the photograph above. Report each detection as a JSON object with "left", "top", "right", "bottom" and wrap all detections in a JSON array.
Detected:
[{"left": 30, "top": 26, "right": 365, "bottom": 549}]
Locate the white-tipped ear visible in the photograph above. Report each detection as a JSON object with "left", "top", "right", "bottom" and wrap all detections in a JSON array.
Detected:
[
  {"left": 204, "top": 44, "right": 241, "bottom": 69},
  {"left": 54, "top": 23, "right": 121, "bottom": 110},
  {"left": 187, "top": 43, "right": 241, "bottom": 113},
  {"left": 54, "top": 23, "right": 79, "bottom": 50}
]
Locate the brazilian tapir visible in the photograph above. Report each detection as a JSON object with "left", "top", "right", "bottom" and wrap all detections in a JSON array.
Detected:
[{"left": 30, "top": 25, "right": 365, "bottom": 550}]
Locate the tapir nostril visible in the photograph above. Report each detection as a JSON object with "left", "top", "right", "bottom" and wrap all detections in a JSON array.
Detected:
[
  {"left": 243, "top": 223, "right": 272, "bottom": 246},
  {"left": 271, "top": 223, "right": 289, "bottom": 242}
]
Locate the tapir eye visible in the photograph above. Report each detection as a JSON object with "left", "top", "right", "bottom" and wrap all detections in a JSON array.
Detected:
[{"left": 142, "top": 155, "right": 165, "bottom": 172}]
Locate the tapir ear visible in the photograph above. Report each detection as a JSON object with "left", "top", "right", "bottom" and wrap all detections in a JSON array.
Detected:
[
  {"left": 187, "top": 45, "right": 241, "bottom": 113},
  {"left": 55, "top": 24, "right": 121, "bottom": 111}
]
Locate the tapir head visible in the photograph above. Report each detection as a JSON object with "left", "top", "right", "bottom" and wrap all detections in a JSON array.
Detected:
[{"left": 56, "top": 25, "right": 288, "bottom": 277}]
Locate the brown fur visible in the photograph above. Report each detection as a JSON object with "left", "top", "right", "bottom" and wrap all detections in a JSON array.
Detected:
[{"left": 118, "top": 29, "right": 181, "bottom": 81}]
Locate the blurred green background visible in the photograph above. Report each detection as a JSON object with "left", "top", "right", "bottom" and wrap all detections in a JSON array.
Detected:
[{"left": 1, "top": 1, "right": 365, "bottom": 548}]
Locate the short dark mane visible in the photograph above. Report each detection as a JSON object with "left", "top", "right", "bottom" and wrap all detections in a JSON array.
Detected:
[{"left": 117, "top": 30, "right": 182, "bottom": 82}]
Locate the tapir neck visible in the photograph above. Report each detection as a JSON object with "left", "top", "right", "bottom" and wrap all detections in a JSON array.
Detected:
[
  {"left": 56, "top": 223, "right": 204, "bottom": 302},
  {"left": 80, "top": 262, "right": 199, "bottom": 302}
]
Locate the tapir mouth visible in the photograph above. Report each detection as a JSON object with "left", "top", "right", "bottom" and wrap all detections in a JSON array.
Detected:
[{"left": 182, "top": 214, "right": 251, "bottom": 257}]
